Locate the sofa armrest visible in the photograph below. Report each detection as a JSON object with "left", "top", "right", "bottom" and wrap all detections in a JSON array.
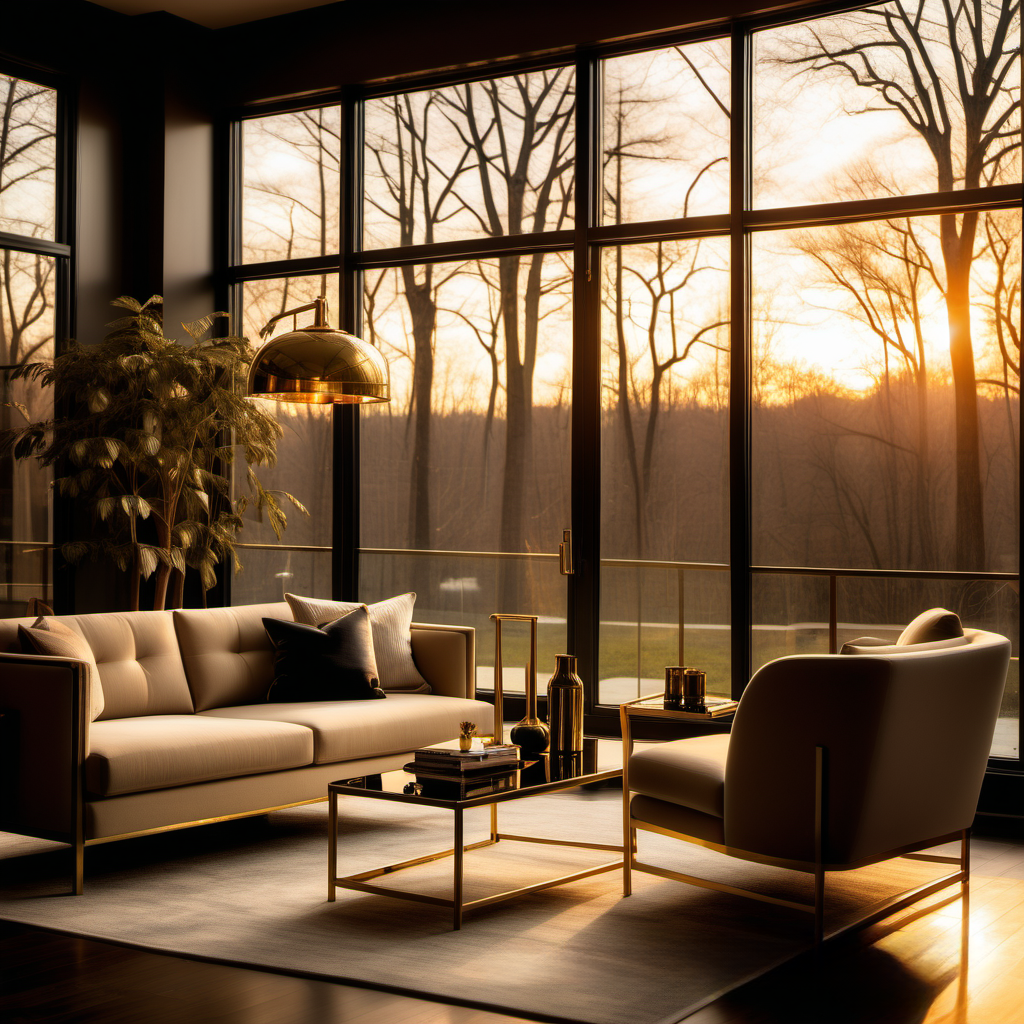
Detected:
[
  {"left": 410, "top": 623, "right": 476, "bottom": 699},
  {"left": 0, "top": 652, "right": 87, "bottom": 844}
]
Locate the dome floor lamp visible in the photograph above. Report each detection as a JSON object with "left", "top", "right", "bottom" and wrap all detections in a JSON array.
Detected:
[{"left": 246, "top": 295, "right": 390, "bottom": 405}]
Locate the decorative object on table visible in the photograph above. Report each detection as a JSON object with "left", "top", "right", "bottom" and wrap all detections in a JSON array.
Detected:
[
  {"left": 682, "top": 667, "right": 706, "bottom": 709},
  {"left": 247, "top": 294, "right": 390, "bottom": 404},
  {"left": 0, "top": 296, "right": 307, "bottom": 611},
  {"left": 459, "top": 720, "right": 476, "bottom": 750},
  {"left": 410, "top": 742, "right": 521, "bottom": 775},
  {"left": 631, "top": 693, "right": 738, "bottom": 721},
  {"left": 407, "top": 741, "right": 523, "bottom": 798},
  {"left": 664, "top": 666, "right": 685, "bottom": 707},
  {"left": 547, "top": 654, "right": 584, "bottom": 754},
  {"left": 491, "top": 612, "right": 550, "bottom": 755}
]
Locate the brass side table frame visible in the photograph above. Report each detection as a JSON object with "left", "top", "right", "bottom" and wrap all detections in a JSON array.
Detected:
[{"left": 328, "top": 764, "right": 622, "bottom": 930}]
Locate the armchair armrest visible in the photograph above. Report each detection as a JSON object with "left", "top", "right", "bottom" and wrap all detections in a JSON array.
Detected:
[{"left": 0, "top": 652, "right": 87, "bottom": 844}]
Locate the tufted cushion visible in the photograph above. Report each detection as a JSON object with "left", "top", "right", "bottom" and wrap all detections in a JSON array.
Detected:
[
  {"left": 286, "top": 592, "right": 430, "bottom": 692},
  {"left": 19, "top": 617, "right": 104, "bottom": 720},
  {"left": 898, "top": 607, "right": 964, "bottom": 645},
  {"left": 200, "top": 692, "right": 496, "bottom": 765},
  {"left": 1, "top": 610, "right": 192, "bottom": 720},
  {"left": 173, "top": 602, "right": 291, "bottom": 711},
  {"left": 86, "top": 714, "right": 314, "bottom": 796}
]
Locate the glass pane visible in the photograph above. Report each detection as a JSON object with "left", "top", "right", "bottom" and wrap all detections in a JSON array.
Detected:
[
  {"left": 752, "top": 573, "right": 830, "bottom": 673},
  {"left": 0, "top": 75, "right": 57, "bottom": 240},
  {"left": 361, "top": 550, "right": 566, "bottom": 696},
  {"left": 362, "top": 252, "right": 572, "bottom": 554},
  {"left": 754, "top": 0, "right": 1021, "bottom": 208},
  {"left": 599, "top": 565, "right": 730, "bottom": 705},
  {"left": 837, "top": 576, "right": 1019, "bottom": 759},
  {"left": 363, "top": 67, "right": 575, "bottom": 249},
  {"left": 235, "top": 275, "right": 339, "bottom": 560},
  {"left": 241, "top": 106, "right": 341, "bottom": 263},
  {"left": 601, "top": 240, "right": 730, "bottom": 564},
  {"left": 0, "top": 249, "right": 55, "bottom": 615},
  {"left": 602, "top": 39, "right": 730, "bottom": 224},
  {"left": 231, "top": 547, "right": 331, "bottom": 606},
  {"left": 751, "top": 210, "right": 1021, "bottom": 574}
]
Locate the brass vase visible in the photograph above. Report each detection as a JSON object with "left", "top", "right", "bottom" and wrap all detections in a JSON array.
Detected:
[{"left": 547, "top": 654, "right": 583, "bottom": 755}]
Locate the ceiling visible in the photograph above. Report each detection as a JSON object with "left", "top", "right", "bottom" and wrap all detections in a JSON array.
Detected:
[{"left": 88, "top": 0, "right": 341, "bottom": 30}]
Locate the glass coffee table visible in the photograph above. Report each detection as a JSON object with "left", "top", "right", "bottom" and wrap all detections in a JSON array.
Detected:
[{"left": 327, "top": 741, "right": 622, "bottom": 930}]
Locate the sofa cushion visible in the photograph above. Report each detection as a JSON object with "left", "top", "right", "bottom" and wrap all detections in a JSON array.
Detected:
[
  {"left": 85, "top": 714, "right": 314, "bottom": 797},
  {"left": 174, "top": 602, "right": 291, "bottom": 711},
  {"left": 2, "top": 610, "right": 192, "bottom": 720},
  {"left": 199, "top": 692, "right": 496, "bottom": 765},
  {"left": 263, "top": 610, "right": 385, "bottom": 702},
  {"left": 19, "top": 617, "right": 104, "bottom": 721},
  {"left": 286, "top": 592, "right": 430, "bottom": 693},
  {"left": 628, "top": 734, "right": 730, "bottom": 818},
  {"left": 898, "top": 607, "right": 964, "bottom": 645}
]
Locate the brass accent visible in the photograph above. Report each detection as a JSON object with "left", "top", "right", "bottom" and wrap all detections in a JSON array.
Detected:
[
  {"left": 558, "top": 529, "right": 574, "bottom": 575},
  {"left": 328, "top": 764, "right": 624, "bottom": 929},
  {"left": 547, "top": 654, "right": 583, "bottom": 755},
  {"left": 491, "top": 613, "right": 548, "bottom": 754},
  {"left": 247, "top": 294, "right": 390, "bottom": 404}
]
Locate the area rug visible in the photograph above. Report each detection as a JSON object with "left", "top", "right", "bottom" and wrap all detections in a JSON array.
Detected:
[{"left": 0, "top": 788, "right": 949, "bottom": 1024}]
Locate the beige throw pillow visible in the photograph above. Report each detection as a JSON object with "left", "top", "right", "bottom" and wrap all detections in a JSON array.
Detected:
[
  {"left": 18, "top": 617, "right": 105, "bottom": 720},
  {"left": 285, "top": 592, "right": 430, "bottom": 692},
  {"left": 898, "top": 607, "right": 964, "bottom": 646}
]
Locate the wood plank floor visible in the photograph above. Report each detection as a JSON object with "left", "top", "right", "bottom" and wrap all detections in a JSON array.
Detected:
[{"left": 1, "top": 816, "right": 1022, "bottom": 1024}]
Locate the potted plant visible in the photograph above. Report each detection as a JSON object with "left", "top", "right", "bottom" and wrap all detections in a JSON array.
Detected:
[{"left": 1, "top": 295, "right": 306, "bottom": 610}]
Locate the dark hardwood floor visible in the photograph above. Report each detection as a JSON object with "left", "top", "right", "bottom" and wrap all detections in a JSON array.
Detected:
[{"left": 2, "top": 816, "right": 1022, "bottom": 1024}]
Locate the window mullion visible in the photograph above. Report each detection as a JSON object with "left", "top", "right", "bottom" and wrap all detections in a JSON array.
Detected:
[{"left": 729, "top": 21, "right": 753, "bottom": 700}]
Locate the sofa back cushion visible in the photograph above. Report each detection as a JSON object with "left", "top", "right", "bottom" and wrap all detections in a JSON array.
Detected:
[
  {"left": 0, "top": 610, "right": 193, "bottom": 720},
  {"left": 174, "top": 602, "right": 291, "bottom": 711}
]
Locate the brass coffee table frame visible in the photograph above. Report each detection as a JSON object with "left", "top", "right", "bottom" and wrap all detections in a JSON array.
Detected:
[{"left": 328, "top": 765, "right": 622, "bottom": 930}]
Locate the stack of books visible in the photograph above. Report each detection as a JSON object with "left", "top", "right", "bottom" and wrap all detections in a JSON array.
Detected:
[{"left": 406, "top": 743, "right": 523, "bottom": 799}]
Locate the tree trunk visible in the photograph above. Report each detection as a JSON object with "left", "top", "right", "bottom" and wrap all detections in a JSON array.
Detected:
[{"left": 941, "top": 212, "right": 985, "bottom": 570}]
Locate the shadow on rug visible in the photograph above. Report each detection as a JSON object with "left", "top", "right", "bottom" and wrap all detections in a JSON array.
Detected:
[{"left": 0, "top": 789, "right": 951, "bottom": 1024}]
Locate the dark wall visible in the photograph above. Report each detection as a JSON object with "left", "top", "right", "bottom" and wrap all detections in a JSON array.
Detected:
[{"left": 217, "top": 0, "right": 823, "bottom": 104}]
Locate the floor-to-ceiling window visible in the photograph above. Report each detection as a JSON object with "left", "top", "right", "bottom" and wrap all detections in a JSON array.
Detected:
[
  {"left": 228, "top": 105, "right": 341, "bottom": 604},
  {"left": 0, "top": 66, "right": 66, "bottom": 617},
  {"left": 227, "top": 0, "right": 1019, "bottom": 763}
]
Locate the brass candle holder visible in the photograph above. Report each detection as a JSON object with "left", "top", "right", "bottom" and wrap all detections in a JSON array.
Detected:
[{"left": 490, "top": 613, "right": 549, "bottom": 755}]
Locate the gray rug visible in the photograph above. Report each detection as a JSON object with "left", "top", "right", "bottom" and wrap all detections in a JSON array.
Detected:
[{"left": 0, "top": 788, "right": 946, "bottom": 1024}]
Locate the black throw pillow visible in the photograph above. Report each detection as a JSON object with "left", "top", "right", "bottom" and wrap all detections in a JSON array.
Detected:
[{"left": 263, "top": 608, "right": 386, "bottom": 702}]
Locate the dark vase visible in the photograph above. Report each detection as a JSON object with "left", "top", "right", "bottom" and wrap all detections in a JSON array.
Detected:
[
  {"left": 547, "top": 654, "right": 584, "bottom": 755},
  {"left": 510, "top": 639, "right": 549, "bottom": 755}
]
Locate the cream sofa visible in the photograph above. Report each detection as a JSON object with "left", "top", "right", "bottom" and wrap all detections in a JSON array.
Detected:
[{"left": 0, "top": 601, "right": 493, "bottom": 893}]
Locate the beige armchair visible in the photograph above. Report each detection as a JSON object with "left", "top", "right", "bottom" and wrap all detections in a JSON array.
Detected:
[{"left": 622, "top": 617, "right": 1012, "bottom": 944}]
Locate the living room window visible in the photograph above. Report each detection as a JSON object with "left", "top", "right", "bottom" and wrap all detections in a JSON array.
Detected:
[
  {"left": 227, "top": 0, "right": 1019, "bottom": 760},
  {"left": 0, "top": 68, "right": 65, "bottom": 617}
]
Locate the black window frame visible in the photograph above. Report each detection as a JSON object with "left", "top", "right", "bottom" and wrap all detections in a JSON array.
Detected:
[{"left": 222, "top": 3, "right": 1022, "bottom": 770}]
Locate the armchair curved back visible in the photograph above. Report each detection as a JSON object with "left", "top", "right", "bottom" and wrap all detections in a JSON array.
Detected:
[{"left": 723, "top": 629, "right": 1011, "bottom": 867}]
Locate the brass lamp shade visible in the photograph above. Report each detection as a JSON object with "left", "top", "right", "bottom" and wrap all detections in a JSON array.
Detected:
[{"left": 246, "top": 296, "right": 390, "bottom": 404}]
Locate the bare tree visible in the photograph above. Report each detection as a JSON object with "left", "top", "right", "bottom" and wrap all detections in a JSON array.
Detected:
[
  {"left": 781, "top": 0, "right": 1021, "bottom": 568},
  {"left": 440, "top": 69, "right": 575, "bottom": 581},
  {"left": 0, "top": 74, "right": 56, "bottom": 609},
  {"left": 365, "top": 92, "right": 474, "bottom": 551}
]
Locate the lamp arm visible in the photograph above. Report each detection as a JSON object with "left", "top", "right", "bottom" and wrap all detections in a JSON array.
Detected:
[{"left": 258, "top": 295, "right": 329, "bottom": 340}]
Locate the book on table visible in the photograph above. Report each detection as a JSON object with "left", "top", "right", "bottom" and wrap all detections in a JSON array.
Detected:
[
  {"left": 412, "top": 743, "right": 521, "bottom": 773},
  {"left": 415, "top": 771, "right": 519, "bottom": 800}
]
